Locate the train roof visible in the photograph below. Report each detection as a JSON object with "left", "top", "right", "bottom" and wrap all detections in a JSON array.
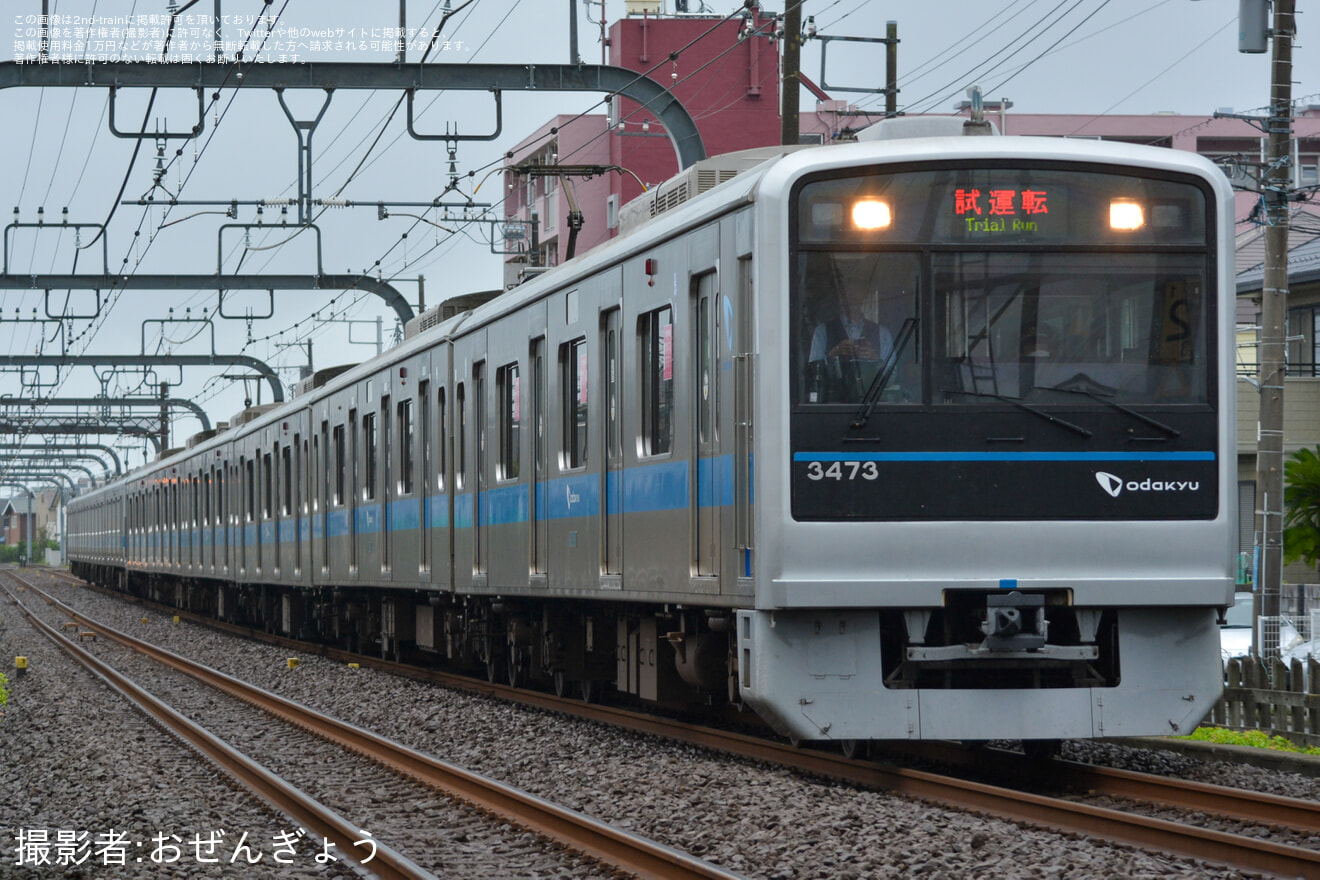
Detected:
[{"left": 752, "top": 134, "right": 1232, "bottom": 197}]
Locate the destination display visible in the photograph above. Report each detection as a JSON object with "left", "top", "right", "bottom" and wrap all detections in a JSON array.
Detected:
[{"left": 796, "top": 166, "right": 1207, "bottom": 246}]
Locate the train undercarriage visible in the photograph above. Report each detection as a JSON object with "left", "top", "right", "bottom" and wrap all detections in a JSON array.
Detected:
[{"left": 71, "top": 562, "right": 741, "bottom": 709}]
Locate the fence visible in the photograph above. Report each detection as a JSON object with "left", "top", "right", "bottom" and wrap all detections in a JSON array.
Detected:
[
  {"left": 1255, "top": 611, "right": 1320, "bottom": 657},
  {"left": 1208, "top": 655, "right": 1320, "bottom": 749}
]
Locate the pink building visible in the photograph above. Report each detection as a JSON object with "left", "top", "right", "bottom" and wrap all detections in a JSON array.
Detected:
[
  {"left": 502, "top": 9, "right": 1320, "bottom": 284},
  {"left": 502, "top": 10, "right": 862, "bottom": 282},
  {"left": 970, "top": 102, "right": 1320, "bottom": 227}
]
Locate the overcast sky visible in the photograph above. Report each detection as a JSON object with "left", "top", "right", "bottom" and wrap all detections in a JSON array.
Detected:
[{"left": 0, "top": 0, "right": 1308, "bottom": 477}]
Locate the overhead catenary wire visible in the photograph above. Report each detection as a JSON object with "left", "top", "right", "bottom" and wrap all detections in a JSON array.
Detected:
[
  {"left": 223, "top": 4, "right": 751, "bottom": 370},
  {"left": 898, "top": 0, "right": 1087, "bottom": 116},
  {"left": 2, "top": 0, "right": 292, "bottom": 484},
  {"left": 1064, "top": 15, "right": 1237, "bottom": 139},
  {"left": 892, "top": 0, "right": 1036, "bottom": 89},
  {"left": 980, "top": 0, "right": 1116, "bottom": 97},
  {"left": 197, "top": 0, "right": 493, "bottom": 357}
]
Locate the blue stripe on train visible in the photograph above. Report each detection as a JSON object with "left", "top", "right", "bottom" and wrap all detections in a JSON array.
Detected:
[
  {"left": 200, "top": 454, "right": 745, "bottom": 544},
  {"left": 793, "top": 451, "right": 1216, "bottom": 462}
]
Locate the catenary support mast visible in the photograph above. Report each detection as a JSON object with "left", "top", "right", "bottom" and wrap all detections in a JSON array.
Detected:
[{"left": 1254, "top": 0, "right": 1294, "bottom": 652}]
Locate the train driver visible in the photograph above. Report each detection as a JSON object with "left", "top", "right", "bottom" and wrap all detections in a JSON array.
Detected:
[{"left": 807, "top": 283, "right": 894, "bottom": 403}]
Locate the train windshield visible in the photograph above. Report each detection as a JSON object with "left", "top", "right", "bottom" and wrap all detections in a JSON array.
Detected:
[
  {"left": 934, "top": 252, "right": 1206, "bottom": 405},
  {"left": 788, "top": 163, "right": 1218, "bottom": 521},
  {"left": 791, "top": 165, "right": 1211, "bottom": 408}
]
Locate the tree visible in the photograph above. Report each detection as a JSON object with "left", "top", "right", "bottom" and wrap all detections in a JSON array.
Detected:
[{"left": 1283, "top": 445, "right": 1320, "bottom": 567}]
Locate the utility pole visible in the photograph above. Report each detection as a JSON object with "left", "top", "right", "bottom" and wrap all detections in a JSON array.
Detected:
[
  {"left": 1250, "top": 0, "right": 1295, "bottom": 655},
  {"left": 781, "top": 0, "right": 803, "bottom": 146},
  {"left": 885, "top": 20, "right": 898, "bottom": 117},
  {"left": 159, "top": 381, "right": 171, "bottom": 453}
]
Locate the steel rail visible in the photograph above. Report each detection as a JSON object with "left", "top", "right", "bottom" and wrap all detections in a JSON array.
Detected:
[
  {"left": 482, "top": 696, "right": 1320, "bottom": 880},
  {"left": 857, "top": 738, "right": 1320, "bottom": 832},
  {"left": 50, "top": 572, "right": 1320, "bottom": 879},
  {"left": 17, "top": 574, "right": 748, "bottom": 880},
  {"left": 0, "top": 572, "right": 434, "bottom": 880},
  {"left": 976, "top": 749, "right": 1320, "bottom": 834},
  {"left": 1080, "top": 762, "right": 1320, "bottom": 830}
]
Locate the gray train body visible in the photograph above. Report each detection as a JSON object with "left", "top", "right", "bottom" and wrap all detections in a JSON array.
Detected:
[{"left": 69, "top": 136, "right": 1236, "bottom": 743}]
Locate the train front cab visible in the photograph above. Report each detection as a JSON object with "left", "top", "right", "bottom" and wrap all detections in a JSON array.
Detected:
[{"left": 737, "top": 140, "right": 1235, "bottom": 743}]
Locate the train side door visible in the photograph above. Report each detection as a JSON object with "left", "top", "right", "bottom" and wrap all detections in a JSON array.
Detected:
[
  {"left": 418, "top": 382, "right": 431, "bottom": 580},
  {"left": 349, "top": 408, "right": 359, "bottom": 576},
  {"left": 219, "top": 463, "right": 229, "bottom": 577},
  {"left": 733, "top": 254, "right": 755, "bottom": 587},
  {"left": 314, "top": 421, "right": 328, "bottom": 578},
  {"left": 474, "top": 361, "right": 488, "bottom": 578},
  {"left": 530, "top": 337, "right": 549, "bottom": 584},
  {"left": 692, "top": 271, "right": 721, "bottom": 581},
  {"left": 602, "top": 307, "right": 623, "bottom": 580},
  {"left": 297, "top": 434, "right": 307, "bottom": 581},
  {"left": 380, "top": 394, "right": 393, "bottom": 581},
  {"left": 242, "top": 456, "right": 255, "bottom": 577}
]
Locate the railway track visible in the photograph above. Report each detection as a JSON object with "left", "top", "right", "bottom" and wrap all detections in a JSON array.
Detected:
[
  {"left": 29, "top": 568, "right": 1320, "bottom": 879},
  {"left": 3, "top": 568, "right": 748, "bottom": 880}
]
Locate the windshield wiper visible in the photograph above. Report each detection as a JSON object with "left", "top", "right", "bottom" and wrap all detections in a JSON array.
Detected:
[
  {"left": 851, "top": 318, "right": 918, "bottom": 429},
  {"left": 1046, "top": 373, "right": 1180, "bottom": 438},
  {"left": 946, "top": 388, "right": 1093, "bottom": 438}
]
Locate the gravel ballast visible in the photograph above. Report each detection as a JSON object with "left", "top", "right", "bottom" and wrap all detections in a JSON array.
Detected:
[{"left": 15, "top": 575, "right": 1320, "bottom": 879}]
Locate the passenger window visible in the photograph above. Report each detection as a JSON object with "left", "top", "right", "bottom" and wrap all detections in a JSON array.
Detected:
[
  {"left": 281, "top": 446, "right": 292, "bottom": 515},
  {"left": 438, "top": 386, "right": 448, "bottom": 492},
  {"left": 381, "top": 398, "right": 392, "bottom": 497},
  {"left": 498, "top": 362, "right": 521, "bottom": 480},
  {"left": 562, "top": 338, "right": 588, "bottom": 469},
  {"left": 640, "top": 306, "right": 674, "bottom": 455},
  {"left": 456, "top": 383, "right": 466, "bottom": 489},
  {"left": 363, "top": 413, "right": 377, "bottom": 500},
  {"left": 332, "top": 425, "right": 345, "bottom": 505},
  {"left": 263, "top": 453, "right": 273, "bottom": 519},
  {"left": 398, "top": 398, "right": 414, "bottom": 495}
]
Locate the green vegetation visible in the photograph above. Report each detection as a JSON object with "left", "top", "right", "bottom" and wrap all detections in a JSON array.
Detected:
[
  {"left": 1183, "top": 726, "right": 1320, "bottom": 756},
  {"left": 0, "top": 671, "right": 8, "bottom": 716},
  {"left": 0, "top": 544, "right": 43, "bottom": 564},
  {"left": 1284, "top": 445, "right": 1320, "bottom": 567}
]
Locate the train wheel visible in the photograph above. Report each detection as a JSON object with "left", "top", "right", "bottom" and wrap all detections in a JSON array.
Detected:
[
  {"left": 507, "top": 647, "right": 527, "bottom": 689},
  {"left": 840, "top": 739, "right": 868, "bottom": 760},
  {"left": 578, "top": 679, "right": 599, "bottom": 703},
  {"left": 485, "top": 652, "right": 500, "bottom": 684},
  {"left": 1022, "top": 739, "right": 1062, "bottom": 760},
  {"left": 552, "top": 669, "right": 569, "bottom": 698}
]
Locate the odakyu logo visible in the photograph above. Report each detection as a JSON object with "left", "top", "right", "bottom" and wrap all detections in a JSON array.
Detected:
[
  {"left": 1095, "top": 471, "right": 1201, "bottom": 498},
  {"left": 1095, "top": 472, "right": 1124, "bottom": 497}
]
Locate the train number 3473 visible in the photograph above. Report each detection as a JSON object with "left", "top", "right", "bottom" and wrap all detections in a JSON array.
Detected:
[{"left": 804, "top": 460, "right": 880, "bottom": 481}]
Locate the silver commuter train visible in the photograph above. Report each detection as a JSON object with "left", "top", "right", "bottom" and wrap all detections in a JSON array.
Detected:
[{"left": 68, "top": 132, "right": 1236, "bottom": 745}]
